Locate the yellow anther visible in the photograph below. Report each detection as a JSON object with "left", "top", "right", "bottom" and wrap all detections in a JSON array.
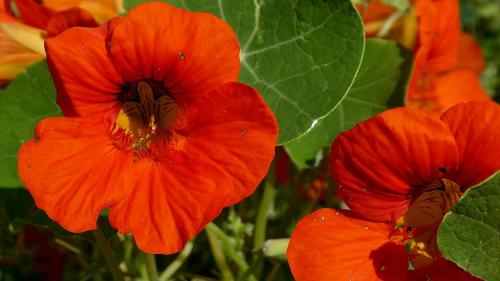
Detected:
[{"left": 416, "top": 242, "right": 426, "bottom": 250}]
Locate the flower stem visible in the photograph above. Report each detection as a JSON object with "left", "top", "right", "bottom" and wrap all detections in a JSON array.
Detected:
[
  {"left": 265, "top": 263, "right": 281, "bottom": 281},
  {"left": 159, "top": 239, "right": 194, "bottom": 281},
  {"left": 254, "top": 183, "right": 277, "bottom": 250},
  {"left": 92, "top": 228, "right": 125, "bottom": 281},
  {"left": 205, "top": 223, "right": 257, "bottom": 281},
  {"left": 145, "top": 254, "right": 159, "bottom": 281},
  {"left": 376, "top": 8, "right": 407, "bottom": 38},
  {"left": 206, "top": 226, "right": 235, "bottom": 281},
  {"left": 253, "top": 182, "right": 277, "bottom": 278},
  {"left": 262, "top": 239, "right": 289, "bottom": 261}
]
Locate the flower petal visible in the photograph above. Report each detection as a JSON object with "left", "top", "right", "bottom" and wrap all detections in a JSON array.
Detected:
[
  {"left": 183, "top": 82, "right": 278, "bottom": 203},
  {"left": 41, "top": 0, "right": 80, "bottom": 11},
  {"left": 1, "top": 0, "right": 14, "bottom": 16},
  {"left": 432, "top": 71, "right": 489, "bottom": 112},
  {"left": 13, "top": 0, "right": 54, "bottom": 29},
  {"left": 331, "top": 108, "right": 460, "bottom": 222},
  {"left": 414, "top": 0, "right": 460, "bottom": 74},
  {"left": 413, "top": 257, "right": 481, "bottom": 281},
  {"left": 18, "top": 117, "right": 136, "bottom": 232},
  {"left": 0, "top": 27, "right": 43, "bottom": 81},
  {"left": 45, "top": 19, "right": 124, "bottom": 116},
  {"left": 440, "top": 101, "right": 500, "bottom": 188},
  {"left": 0, "top": 8, "right": 16, "bottom": 22},
  {"left": 109, "top": 2, "right": 239, "bottom": 93},
  {"left": 43, "top": 0, "right": 119, "bottom": 24},
  {"left": 109, "top": 82, "right": 277, "bottom": 254},
  {"left": 408, "top": 70, "right": 490, "bottom": 117},
  {"left": 77, "top": 0, "right": 119, "bottom": 24},
  {"left": 359, "top": 0, "right": 394, "bottom": 36},
  {"left": 287, "top": 209, "right": 409, "bottom": 281},
  {"left": 458, "top": 33, "right": 485, "bottom": 73},
  {"left": 46, "top": 7, "right": 98, "bottom": 37},
  {"left": 360, "top": 0, "right": 393, "bottom": 23}
]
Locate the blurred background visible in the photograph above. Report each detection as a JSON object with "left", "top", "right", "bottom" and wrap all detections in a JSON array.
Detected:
[{"left": 461, "top": 0, "right": 500, "bottom": 102}]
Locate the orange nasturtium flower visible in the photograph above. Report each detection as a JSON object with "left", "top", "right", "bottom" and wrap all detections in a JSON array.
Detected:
[
  {"left": 18, "top": 1, "right": 278, "bottom": 254},
  {"left": 359, "top": 0, "right": 490, "bottom": 117},
  {"left": 0, "top": 0, "right": 121, "bottom": 83},
  {"left": 407, "top": 0, "right": 489, "bottom": 116},
  {"left": 287, "top": 101, "right": 499, "bottom": 280}
]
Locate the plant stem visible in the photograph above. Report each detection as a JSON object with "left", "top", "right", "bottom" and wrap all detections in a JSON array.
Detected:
[
  {"left": 53, "top": 237, "right": 90, "bottom": 269},
  {"left": 265, "top": 264, "right": 281, "bottom": 281},
  {"left": 205, "top": 223, "right": 246, "bottom": 271},
  {"left": 262, "top": 239, "right": 289, "bottom": 261},
  {"left": 376, "top": 8, "right": 407, "bottom": 38},
  {"left": 122, "top": 235, "right": 134, "bottom": 277},
  {"left": 159, "top": 240, "right": 194, "bottom": 281},
  {"left": 92, "top": 228, "right": 125, "bottom": 281},
  {"left": 206, "top": 226, "right": 235, "bottom": 281},
  {"left": 205, "top": 223, "right": 257, "bottom": 281},
  {"left": 178, "top": 273, "right": 219, "bottom": 281},
  {"left": 145, "top": 254, "right": 159, "bottom": 281},
  {"left": 253, "top": 182, "right": 278, "bottom": 278},
  {"left": 254, "top": 183, "right": 277, "bottom": 250}
]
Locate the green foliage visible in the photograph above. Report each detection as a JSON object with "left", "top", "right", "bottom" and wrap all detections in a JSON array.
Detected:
[
  {"left": 124, "top": 0, "right": 366, "bottom": 144},
  {"left": 0, "top": 61, "right": 60, "bottom": 187},
  {"left": 223, "top": 208, "right": 254, "bottom": 251},
  {"left": 285, "top": 39, "right": 411, "bottom": 168},
  {"left": 461, "top": 0, "right": 500, "bottom": 100},
  {"left": 2, "top": 190, "right": 68, "bottom": 236},
  {"left": 437, "top": 172, "right": 500, "bottom": 281}
]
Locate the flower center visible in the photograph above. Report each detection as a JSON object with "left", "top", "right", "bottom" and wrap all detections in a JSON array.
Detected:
[
  {"left": 115, "top": 80, "right": 178, "bottom": 151},
  {"left": 393, "top": 179, "right": 462, "bottom": 269}
]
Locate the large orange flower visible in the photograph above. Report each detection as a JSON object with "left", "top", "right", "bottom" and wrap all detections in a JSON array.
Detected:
[
  {"left": 287, "top": 101, "right": 499, "bottom": 280},
  {"left": 0, "top": 0, "right": 120, "bottom": 83},
  {"left": 18, "top": 2, "right": 278, "bottom": 254}
]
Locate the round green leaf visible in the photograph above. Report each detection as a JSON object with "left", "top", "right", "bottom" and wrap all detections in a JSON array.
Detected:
[
  {"left": 0, "top": 61, "right": 61, "bottom": 187},
  {"left": 285, "top": 39, "right": 411, "bottom": 168},
  {"left": 124, "top": 0, "right": 365, "bottom": 144},
  {"left": 437, "top": 171, "right": 500, "bottom": 281}
]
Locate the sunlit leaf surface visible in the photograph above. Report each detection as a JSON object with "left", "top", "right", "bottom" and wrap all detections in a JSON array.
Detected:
[
  {"left": 438, "top": 172, "right": 500, "bottom": 281},
  {"left": 125, "top": 0, "right": 366, "bottom": 144},
  {"left": 285, "top": 39, "right": 411, "bottom": 168}
]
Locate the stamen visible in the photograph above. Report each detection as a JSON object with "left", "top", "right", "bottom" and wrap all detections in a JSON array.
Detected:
[
  {"left": 114, "top": 80, "right": 179, "bottom": 157},
  {"left": 391, "top": 179, "right": 462, "bottom": 270},
  {"left": 398, "top": 179, "right": 462, "bottom": 228}
]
